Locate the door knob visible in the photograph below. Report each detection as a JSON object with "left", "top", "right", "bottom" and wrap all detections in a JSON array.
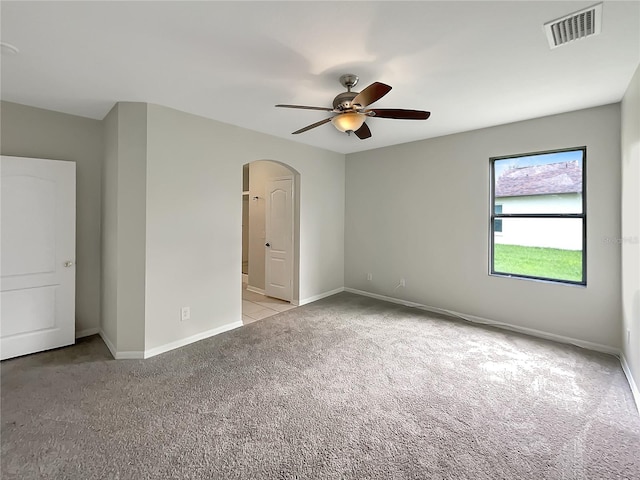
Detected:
[
  {"left": 63, "top": 261, "right": 74, "bottom": 267},
  {"left": 265, "top": 243, "right": 270, "bottom": 247}
]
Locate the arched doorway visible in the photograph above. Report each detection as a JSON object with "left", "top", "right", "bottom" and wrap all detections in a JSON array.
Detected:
[{"left": 241, "top": 160, "right": 300, "bottom": 324}]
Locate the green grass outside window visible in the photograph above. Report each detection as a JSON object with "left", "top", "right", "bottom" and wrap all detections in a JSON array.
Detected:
[{"left": 493, "top": 244, "right": 582, "bottom": 282}]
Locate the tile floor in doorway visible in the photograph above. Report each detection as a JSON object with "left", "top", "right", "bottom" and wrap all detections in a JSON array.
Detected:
[{"left": 242, "top": 282, "right": 296, "bottom": 325}]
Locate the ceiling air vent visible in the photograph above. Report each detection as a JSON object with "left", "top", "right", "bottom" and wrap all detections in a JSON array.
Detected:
[{"left": 544, "top": 3, "right": 603, "bottom": 49}]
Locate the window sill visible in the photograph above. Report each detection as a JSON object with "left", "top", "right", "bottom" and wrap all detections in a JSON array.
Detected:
[{"left": 489, "top": 272, "right": 586, "bottom": 288}]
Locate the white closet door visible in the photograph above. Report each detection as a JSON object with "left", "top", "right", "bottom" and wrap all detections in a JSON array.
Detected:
[{"left": 1, "top": 156, "right": 76, "bottom": 360}]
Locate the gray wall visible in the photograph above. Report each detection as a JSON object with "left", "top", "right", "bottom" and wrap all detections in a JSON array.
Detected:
[
  {"left": 4, "top": 97, "right": 629, "bottom": 363},
  {"left": 345, "top": 104, "right": 622, "bottom": 349},
  {"left": 101, "top": 104, "right": 118, "bottom": 345},
  {"left": 100, "top": 103, "right": 148, "bottom": 354},
  {"left": 115, "top": 103, "right": 147, "bottom": 353},
  {"left": 621, "top": 65, "right": 640, "bottom": 388},
  {"left": 0, "top": 101, "right": 102, "bottom": 336},
  {"left": 144, "top": 104, "right": 344, "bottom": 351}
]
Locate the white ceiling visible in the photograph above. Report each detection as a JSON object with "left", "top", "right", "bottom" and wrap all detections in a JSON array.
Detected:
[{"left": 1, "top": 1, "right": 639, "bottom": 154}]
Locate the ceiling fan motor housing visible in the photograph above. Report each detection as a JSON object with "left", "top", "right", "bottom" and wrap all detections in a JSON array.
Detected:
[{"left": 333, "top": 91, "right": 358, "bottom": 111}]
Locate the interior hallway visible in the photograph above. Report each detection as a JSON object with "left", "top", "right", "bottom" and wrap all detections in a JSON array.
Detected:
[{"left": 242, "top": 280, "right": 296, "bottom": 325}]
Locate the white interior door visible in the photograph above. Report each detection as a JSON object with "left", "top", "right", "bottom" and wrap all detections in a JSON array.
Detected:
[
  {"left": 265, "top": 176, "right": 293, "bottom": 301},
  {"left": 1, "top": 156, "right": 76, "bottom": 360}
]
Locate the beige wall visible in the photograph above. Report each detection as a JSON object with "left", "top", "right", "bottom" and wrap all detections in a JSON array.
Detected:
[
  {"left": 345, "top": 104, "right": 622, "bottom": 349},
  {"left": 247, "top": 160, "right": 296, "bottom": 291},
  {"left": 0, "top": 101, "right": 103, "bottom": 336},
  {"left": 621, "top": 64, "right": 640, "bottom": 390}
]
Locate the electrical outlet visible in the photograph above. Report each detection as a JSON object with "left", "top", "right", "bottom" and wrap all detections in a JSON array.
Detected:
[
  {"left": 181, "top": 306, "right": 190, "bottom": 322},
  {"left": 367, "top": 273, "right": 373, "bottom": 281},
  {"left": 399, "top": 278, "right": 406, "bottom": 287}
]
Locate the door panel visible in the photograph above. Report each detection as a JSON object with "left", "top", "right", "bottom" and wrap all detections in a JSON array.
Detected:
[
  {"left": 265, "top": 177, "right": 293, "bottom": 301},
  {"left": 269, "top": 258, "right": 287, "bottom": 288},
  {"left": 1, "top": 156, "right": 76, "bottom": 360},
  {"left": 1, "top": 175, "right": 56, "bottom": 276},
  {"left": 1, "top": 287, "right": 57, "bottom": 337}
]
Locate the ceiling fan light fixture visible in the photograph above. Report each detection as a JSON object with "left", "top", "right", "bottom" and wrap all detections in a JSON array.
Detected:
[
  {"left": 276, "top": 74, "right": 430, "bottom": 139},
  {"left": 331, "top": 112, "right": 366, "bottom": 133}
]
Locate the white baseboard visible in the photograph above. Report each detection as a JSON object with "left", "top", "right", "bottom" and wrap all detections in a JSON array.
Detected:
[
  {"left": 142, "top": 321, "right": 243, "bottom": 359},
  {"left": 98, "top": 330, "right": 144, "bottom": 359},
  {"left": 246, "top": 284, "right": 344, "bottom": 307},
  {"left": 345, "top": 288, "right": 423, "bottom": 308},
  {"left": 115, "top": 350, "right": 145, "bottom": 359},
  {"left": 297, "top": 287, "right": 345, "bottom": 306},
  {"left": 344, "top": 287, "right": 619, "bottom": 356},
  {"left": 76, "top": 327, "right": 99, "bottom": 339},
  {"left": 620, "top": 353, "right": 640, "bottom": 413},
  {"left": 246, "top": 285, "right": 265, "bottom": 295},
  {"left": 98, "top": 330, "right": 117, "bottom": 358},
  {"left": 99, "top": 321, "right": 243, "bottom": 360}
]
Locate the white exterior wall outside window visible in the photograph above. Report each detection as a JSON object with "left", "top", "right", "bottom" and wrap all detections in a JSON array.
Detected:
[{"left": 495, "top": 193, "right": 582, "bottom": 250}]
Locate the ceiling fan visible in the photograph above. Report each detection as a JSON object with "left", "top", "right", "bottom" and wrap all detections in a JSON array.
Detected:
[{"left": 275, "top": 74, "right": 430, "bottom": 139}]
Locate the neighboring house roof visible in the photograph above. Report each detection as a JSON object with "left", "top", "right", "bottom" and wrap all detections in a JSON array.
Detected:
[{"left": 495, "top": 160, "right": 582, "bottom": 197}]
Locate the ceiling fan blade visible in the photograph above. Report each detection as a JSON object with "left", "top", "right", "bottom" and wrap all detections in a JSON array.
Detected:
[
  {"left": 368, "top": 109, "right": 431, "bottom": 120},
  {"left": 354, "top": 122, "right": 372, "bottom": 139},
  {"left": 351, "top": 82, "right": 392, "bottom": 108},
  {"left": 292, "top": 117, "right": 332, "bottom": 134},
  {"left": 276, "top": 104, "right": 334, "bottom": 112}
]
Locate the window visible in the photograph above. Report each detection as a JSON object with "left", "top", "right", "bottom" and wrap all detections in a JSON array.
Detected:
[
  {"left": 494, "top": 205, "right": 503, "bottom": 233},
  {"left": 490, "top": 147, "right": 586, "bottom": 285}
]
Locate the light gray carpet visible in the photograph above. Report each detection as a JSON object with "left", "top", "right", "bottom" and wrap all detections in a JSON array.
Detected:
[{"left": 2, "top": 292, "right": 639, "bottom": 479}]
